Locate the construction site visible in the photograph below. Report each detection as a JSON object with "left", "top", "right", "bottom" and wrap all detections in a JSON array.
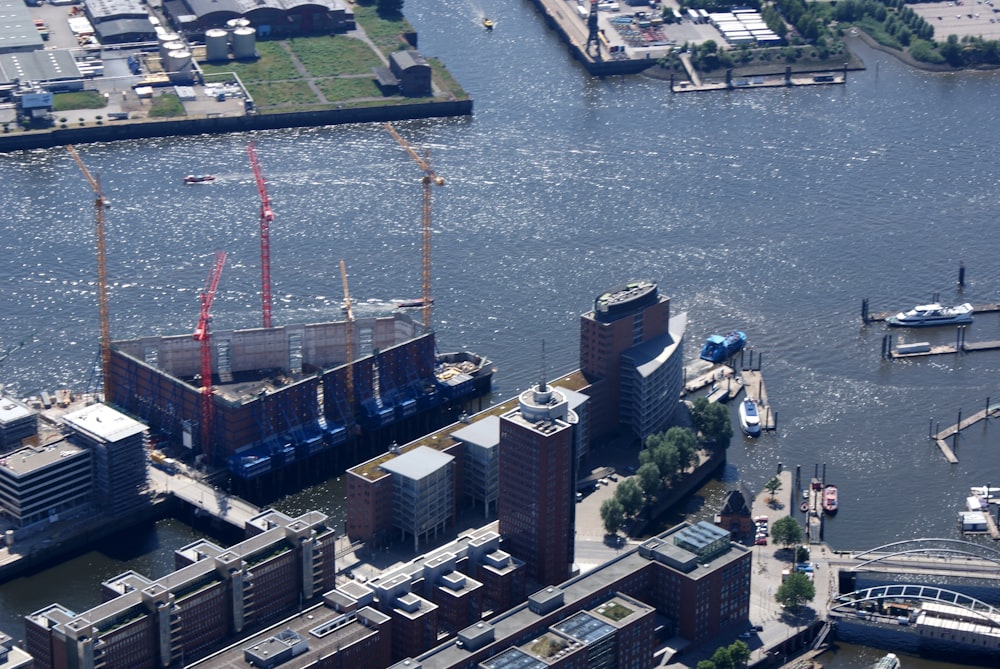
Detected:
[{"left": 65, "top": 127, "right": 494, "bottom": 502}]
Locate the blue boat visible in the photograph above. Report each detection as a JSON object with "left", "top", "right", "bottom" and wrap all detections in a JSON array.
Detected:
[{"left": 699, "top": 331, "right": 747, "bottom": 363}]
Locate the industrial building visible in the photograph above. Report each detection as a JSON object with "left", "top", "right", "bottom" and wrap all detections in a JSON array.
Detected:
[
  {"left": 374, "top": 51, "right": 433, "bottom": 97},
  {"left": 579, "top": 280, "right": 686, "bottom": 442},
  {"left": 26, "top": 509, "right": 338, "bottom": 669},
  {"left": 161, "top": 0, "right": 355, "bottom": 37}
]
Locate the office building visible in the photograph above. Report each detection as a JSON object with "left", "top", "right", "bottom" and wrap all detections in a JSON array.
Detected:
[
  {"left": 0, "top": 440, "right": 91, "bottom": 528},
  {"left": 498, "top": 381, "right": 579, "bottom": 588},
  {"left": 0, "top": 397, "right": 37, "bottom": 454},
  {"left": 579, "top": 280, "right": 686, "bottom": 441},
  {"left": 379, "top": 445, "right": 456, "bottom": 551},
  {"left": 61, "top": 403, "right": 148, "bottom": 516}
]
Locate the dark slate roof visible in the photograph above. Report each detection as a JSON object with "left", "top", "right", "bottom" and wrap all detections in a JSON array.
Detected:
[{"left": 720, "top": 489, "right": 750, "bottom": 516}]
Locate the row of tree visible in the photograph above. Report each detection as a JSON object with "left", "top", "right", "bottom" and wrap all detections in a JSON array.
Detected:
[{"left": 600, "top": 399, "right": 732, "bottom": 535}]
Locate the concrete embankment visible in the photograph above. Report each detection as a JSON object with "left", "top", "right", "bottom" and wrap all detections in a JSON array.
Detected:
[{"left": 0, "top": 99, "right": 472, "bottom": 153}]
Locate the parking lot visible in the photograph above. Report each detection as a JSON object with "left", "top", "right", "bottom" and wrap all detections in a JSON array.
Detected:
[{"left": 911, "top": 0, "right": 1000, "bottom": 40}]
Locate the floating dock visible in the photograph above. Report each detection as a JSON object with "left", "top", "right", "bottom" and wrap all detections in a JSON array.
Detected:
[{"left": 931, "top": 403, "right": 1000, "bottom": 463}]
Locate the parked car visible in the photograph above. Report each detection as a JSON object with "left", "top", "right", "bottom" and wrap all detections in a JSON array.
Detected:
[{"left": 754, "top": 536, "right": 768, "bottom": 546}]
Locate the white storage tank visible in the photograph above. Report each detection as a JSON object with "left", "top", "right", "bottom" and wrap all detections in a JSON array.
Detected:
[
  {"left": 158, "top": 31, "right": 181, "bottom": 45},
  {"left": 231, "top": 26, "right": 257, "bottom": 59},
  {"left": 226, "top": 17, "right": 250, "bottom": 29},
  {"left": 205, "top": 28, "right": 229, "bottom": 62},
  {"left": 160, "top": 39, "right": 185, "bottom": 60},
  {"left": 164, "top": 49, "right": 192, "bottom": 73}
]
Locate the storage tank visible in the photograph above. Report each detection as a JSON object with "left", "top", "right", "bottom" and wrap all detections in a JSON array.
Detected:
[
  {"left": 160, "top": 39, "right": 185, "bottom": 61},
  {"left": 205, "top": 28, "right": 229, "bottom": 62},
  {"left": 226, "top": 17, "right": 250, "bottom": 29},
  {"left": 231, "top": 27, "right": 257, "bottom": 59},
  {"left": 164, "top": 49, "right": 192, "bottom": 73},
  {"left": 158, "top": 31, "right": 181, "bottom": 46}
]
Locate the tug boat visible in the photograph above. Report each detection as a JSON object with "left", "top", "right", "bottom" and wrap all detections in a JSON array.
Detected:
[
  {"left": 483, "top": 17, "right": 494, "bottom": 30},
  {"left": 183, "top": 174, "right": 216, "bottom": 185},
  {"left": 823, "top": 484, "right": 838, "bottom": 514}
]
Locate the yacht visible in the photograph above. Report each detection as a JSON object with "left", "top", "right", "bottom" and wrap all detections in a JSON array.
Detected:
[
  {"left": 886, "top": 302, "right": 973, "bottom": 327},
  {"left": 739, "top": 397, "right": 761, "bottom": 437}
]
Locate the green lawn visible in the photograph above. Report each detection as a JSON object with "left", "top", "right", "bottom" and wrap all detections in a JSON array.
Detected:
[
  {"left": 200, "top": 41, "right": 300, "bottom": 82},
  {"left": 53, "top": 90, "right": 106, "bottom": 111},
  {"left": 315, "top": 76, "right": 383, "bottom": 101},
  {"left": 288, "top": 36, "right": 383, "bottom": 76},
  {"left": 352, "top": 4, "right": 413, "bottom": 56},
  {"left": 246, "top": 80, "right": 320, "bottom": 107},
  {"left": 149, "top": 93, "right": 186, "bottom": 117}
]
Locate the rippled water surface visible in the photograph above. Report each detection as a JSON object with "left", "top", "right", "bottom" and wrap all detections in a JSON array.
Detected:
[{"left": 2, "top": 3, "right": 1000, "bottom": 664}]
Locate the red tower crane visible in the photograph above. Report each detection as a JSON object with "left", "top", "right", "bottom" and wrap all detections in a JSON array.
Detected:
[
  {"left": 384, "top": 123, "right": 444, "bottom": 331},
  {"left": 248, "top": 142, "right": 274, "bottom": 328},
  {"left": 194, "top": 251, "right": 227, "bottom": 459}
]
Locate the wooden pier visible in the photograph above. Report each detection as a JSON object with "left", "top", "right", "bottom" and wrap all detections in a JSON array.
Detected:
[
  {"left": 863, "top": 300, "right": 1000, "bottom": 323},
  {"left": 684, "top": 365, "right": 733, "bottom": 394},
  {"left": 930, "top": 404, "right": 1000, "bottom": 463}
]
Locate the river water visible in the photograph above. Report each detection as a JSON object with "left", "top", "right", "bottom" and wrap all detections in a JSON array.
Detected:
[{"left": 2, "top": 2, "right": 1000, "bottom": 665}]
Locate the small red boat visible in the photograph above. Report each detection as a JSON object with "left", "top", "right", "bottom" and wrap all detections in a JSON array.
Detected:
[
  {"left": 183, "top": 174, "right": 216, "bottom": 184},
  {"left": 822, "top": 484, "right": 838, "bottom": 514}
]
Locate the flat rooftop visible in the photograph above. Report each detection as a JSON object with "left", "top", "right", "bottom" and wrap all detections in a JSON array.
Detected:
[
  {"left": 0, "top": 441, "right": 86, "bottom": 477},
  {"left": 62, "top": 403, "right": 146, "bottom": 443},
  {"left": 0, "top": 396, "right": 33, "bottom": 426}
]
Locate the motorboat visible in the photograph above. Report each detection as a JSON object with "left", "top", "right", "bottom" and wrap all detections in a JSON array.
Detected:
[
  {"left": 483, "top": 17, "right": 494, "bottom": 30},
  {"left": 886, "top": 302, "right": 973, "bottom": 327},
  {"left": 823, "top": 484, "right": 838, "bottom": 514},
  {"left": 873, "top": 653, "right": 900, "bottom": 669},
  {"left": 739, "top": 397, "right": 761, "bottom": 437},
  {"left": 700, "top": 330, "right": 746, "bottom": 363},
  {"left": 183, "top": 174, "right": 216, "bottom": 184}
]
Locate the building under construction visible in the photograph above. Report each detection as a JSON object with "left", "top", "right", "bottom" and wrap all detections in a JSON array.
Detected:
[{"left": 105, "top": 311, "right": 492, "bottom": 499}]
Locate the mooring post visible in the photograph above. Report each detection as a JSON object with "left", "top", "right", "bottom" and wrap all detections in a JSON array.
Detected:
[
  {"left": 959, "top": 260, "right": 966, "bottom": 288},
  {"left": 929, "top": 418, "right": 933, "bottom": 438},
  {"left": 862, "top": 298, "right": 869, "bottom": 323}
]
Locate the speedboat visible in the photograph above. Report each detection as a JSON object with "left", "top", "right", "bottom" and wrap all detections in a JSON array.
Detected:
[
  {"left": 823, "top": 484, "right": 838, "bottom": 514},
  {"left": 886, "top": 302, "right": 973, "bottom": 327},
  {"left": 739, "top": 397, "right": 761, "bottom": 437},
  {"left": 183, "top": 174, "right": 215, "bottom": 185},
  {"left": 873, "top": 653, "right": 900, "bottom": 669},
  {"left": 483, "top": 17, "right": 494, "bottom": 30},
  {"left": 700, "top": 330, "right": 746, "bottom": 362}
]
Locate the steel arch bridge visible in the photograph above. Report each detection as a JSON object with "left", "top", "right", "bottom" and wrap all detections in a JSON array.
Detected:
[
  {"left": 850, "top": 538, "right": 1000, "bottom": 570},
  {"left": 830, "top": 584, "right": 1000, "bottom": 629}
]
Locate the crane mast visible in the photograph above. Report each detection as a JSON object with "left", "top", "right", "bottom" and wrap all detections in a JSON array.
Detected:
[
  {"left": 194, "top": 251, "right": 227, "bottom": 460},
  {"left": 248, "top": 142, "right": 274, "bottom": 328},
  {"left": 66, "top": 145, "right": 111, "bottom": 393},
  {"left": 384, "top": 123, "right": 444, "bottom": 331},
  {"left": 339, "top": 260, "right": 355, "bottom": 422}
]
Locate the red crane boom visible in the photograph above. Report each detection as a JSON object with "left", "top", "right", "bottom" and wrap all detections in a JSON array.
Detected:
[
  {"left": 248, "top": 142, "right": 274, "bottom": 328},
  {"left": 194, "top": 250, "right": 227, "bottom": 459}
]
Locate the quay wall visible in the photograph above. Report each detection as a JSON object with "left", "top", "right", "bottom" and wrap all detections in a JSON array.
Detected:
[
  {"left": 632, "top": 447, "right": 726, "bottom": 536},
  {"left": 525, "top": 0, "right": 656, "bottom": 76},
  {"left": 0, "top": 99, "right": 473, "bottom": 153}
]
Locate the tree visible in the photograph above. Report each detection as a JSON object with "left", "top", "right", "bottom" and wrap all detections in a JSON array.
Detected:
[
  {"left": 796, "top": 546, "right": 810, "bottom": 564},
  {"left": 637, "top": 462, "right": 662, "bottom": 498},
  {"left": 691, "top": 397, "right": 733, "bottom": 446},
  {"left": 728, "top": 640, "right": 750, "bottom": 667},
  {"left": 770, "top": 515, "right": 804, "bottom": 549},
  {"left": 696, "top": 661, "right": 716, "bottom": 669},
  {"left": 775, "top": 570, "right": 815, "bottom": 611},
  {"left": 376, "top": 0, "right": 403, "bottom": 17},
  {"left": 600, "top": 498, "right": 625, "bottom": 535},
  {"left": 615, "top": 478, "right": 644, "bottom": 517},
  {"left": 764, "top": 476, "right": 782, "bottom": 501},
  {"left": 710, "top": 646, "right": 733, "bottom": 669}
]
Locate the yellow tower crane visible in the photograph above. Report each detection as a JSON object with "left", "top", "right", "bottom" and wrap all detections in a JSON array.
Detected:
[
  {"left": 384, "top": 122, "right": 444, "bottom": 331},
  {"left": 339, "top": 259, "right": 355, "bottom": 423},
  {"left": 66, "top": 145, "right": 112, "bottom": 391}
]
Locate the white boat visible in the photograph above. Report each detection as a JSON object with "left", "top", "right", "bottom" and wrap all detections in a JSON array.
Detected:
[
  {"left": 971, "top": 485, "right": 1000, "bottom": 499},
  {"left": 886, "top": 302, "right": 973, "bottom": 327},
  {"left": 873, "top": 653, "right": 900, "bottom": 669},
  {"left": 739, "top": 397, "right": 761, "bottom": 437}
]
